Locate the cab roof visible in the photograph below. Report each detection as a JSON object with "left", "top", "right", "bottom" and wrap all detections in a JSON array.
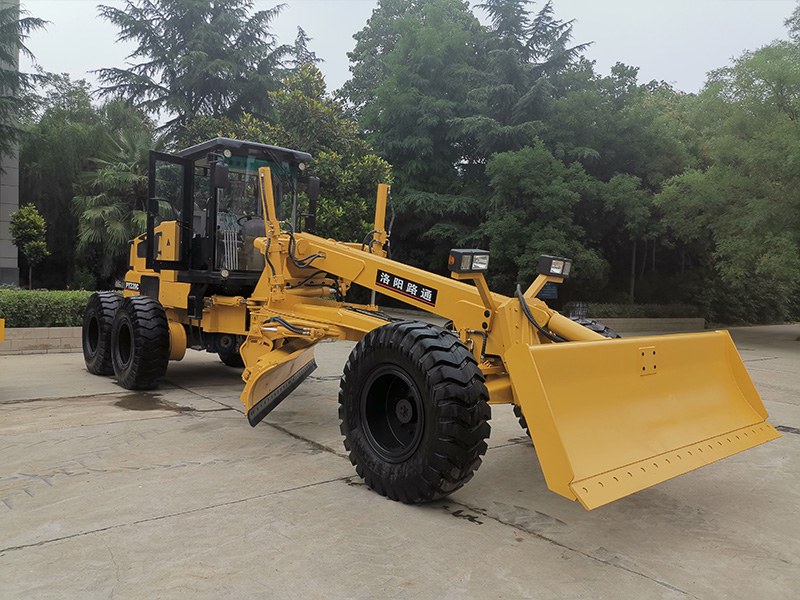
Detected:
[{"left": 177, "top": 137, "right": 312, "bottom": 165}]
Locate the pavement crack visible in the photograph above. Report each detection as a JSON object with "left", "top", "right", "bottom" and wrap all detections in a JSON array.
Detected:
[
  {"left": 491, "top": 439, "right": 532, "bottom": 450},
  {"left": 0, "top": 476, "right": 350, "bottom": 555},
  {"left": 164, "top": 379, "right": 244, "bottom": 413},
  {"left": 0, "top": 391, "right": 128, "bottom": 406},
  {"left": 776, "top": 425, "right": 800, "bottom": 436},
  {"left": 741, "top": 356, "right": 779, "bottom": 363},
  {"left": 445, "top": 498, "right": 698, "bottom": 598},
  {"left": 57, "top": 414, "right": 193, "bottom": 429},
  {"left": 264, "top": 421, "right": 349, "bottom": 459},
  {"left": 101, "top": 536, "right": 121, "bottom": 598}
]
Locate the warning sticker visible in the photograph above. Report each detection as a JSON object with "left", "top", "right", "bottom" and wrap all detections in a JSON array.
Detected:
[{"left": 376, "top": 270, "right": 438, "bottom": 307}]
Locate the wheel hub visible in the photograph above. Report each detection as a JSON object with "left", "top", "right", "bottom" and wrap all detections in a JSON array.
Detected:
[
  {"left": 360, "top": 367, "right": 425, "bottom": 463},
  {"left": 395, "top": 398, "right": 413, "bottom": 424}
]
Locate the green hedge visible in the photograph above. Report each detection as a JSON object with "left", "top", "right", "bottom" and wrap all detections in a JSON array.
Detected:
[
  {"left": 0, "top": 291, "right": 704, "bottom": 328},
  {"left": 0, "top": 290, "right": 104, "bottom": 327},
  {"left": 584, "top": 303, "right": 702, "bottom": 319}
]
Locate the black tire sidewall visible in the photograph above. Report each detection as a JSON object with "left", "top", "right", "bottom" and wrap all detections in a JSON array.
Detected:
[
  {"left": 339, "top": 321, "right": 491, "bottom": 503},
  {"left": 111, "top": 296, "right": 169, "bottom": 390},
  {"left": 219, "top": 351, "right": 244, "bottom": 368},
  {"left": 344, "top": 344, "right": 439, "bottom": 483},
  {"left": 571, "top": 316, "right": 621, "bottom": 339},
  {"left": 111, "top": 306, "right": 137, "bottom": 385},
  {"left": 82, "top": 292, "right": 122, "bottom": 375}
]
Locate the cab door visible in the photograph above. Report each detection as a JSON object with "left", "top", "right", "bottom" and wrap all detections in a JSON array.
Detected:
[{"left": 146, "top": 151, "right": 193, "bottom": 271}]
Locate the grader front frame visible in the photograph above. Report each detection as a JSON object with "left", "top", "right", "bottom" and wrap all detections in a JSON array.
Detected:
[{"left": 82, "top": 138, "right": 780, "bottom": 510}]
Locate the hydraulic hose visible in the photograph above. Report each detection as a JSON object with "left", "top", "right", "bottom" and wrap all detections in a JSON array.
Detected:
[
  {"left": 516, "top": 285, "right": 566, "bottom": 343},
  {"left": 265, "top": 316, "right": 309, "bottom": 336}
]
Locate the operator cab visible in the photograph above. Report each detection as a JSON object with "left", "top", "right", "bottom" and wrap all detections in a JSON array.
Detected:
[{"left": 145, "top": 137, "right": 316, "bottom": 289}]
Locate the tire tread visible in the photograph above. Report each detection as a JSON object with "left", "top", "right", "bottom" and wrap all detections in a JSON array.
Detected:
[
  {"left": 112, "top": 296, "right": 169, "bottom": 390},
  {"left": 339, "top": 321, "right": 491, "bottom": 504},
  {"left": 82, "top": 292, "right": 123, "bottom": 375}
]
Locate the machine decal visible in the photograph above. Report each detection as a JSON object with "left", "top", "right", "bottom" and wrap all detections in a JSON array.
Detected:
[
  {"left": 376, "top": 269, "right": 438, "bottom": 307},
  {"left": 125, "top": 281, "right": 140, "bottom": 292}
]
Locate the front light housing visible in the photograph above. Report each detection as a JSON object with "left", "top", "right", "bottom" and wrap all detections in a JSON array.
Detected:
[
  {"left": 448, "top": 249, "right": 491, "bottom": 274},
  {"left": 537, "top": 255, "right": 573, "bottom": 278}
]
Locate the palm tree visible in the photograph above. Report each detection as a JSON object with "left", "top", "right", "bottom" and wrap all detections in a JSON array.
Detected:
[{"left": 72, "top": 129, "right": 164, "bottom": 283}]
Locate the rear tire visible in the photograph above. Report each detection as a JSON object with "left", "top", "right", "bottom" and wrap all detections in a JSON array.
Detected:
[
  {"left": 82, "top": 292, "right": 122, "bottom": 375},
  {"left": 219, "top": 351, "right": 244, "bottom": 368},
  {"left": 339, "top": 321, "right": 491, "bottom": 503},
  {"left": 570, "top": 317, "right": 621, "bottom": 339},
  {"left": 111, "top": 296, "right": 170, "bottom": 390},
  {"left": 513, "top": 404, "right": 533, "bottom": 440}
]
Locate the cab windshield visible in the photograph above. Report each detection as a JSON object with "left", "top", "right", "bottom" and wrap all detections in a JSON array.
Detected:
[{"left": 192, "top": 154, "right": 299, "bottom": 272}]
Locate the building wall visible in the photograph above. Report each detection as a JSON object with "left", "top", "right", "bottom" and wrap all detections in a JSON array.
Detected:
[
  {"left": 1, "top": 150, "right": 20, "bottom": 285},
  {"left": 0, "top": 0, "right": 20, "bottom": 285}
]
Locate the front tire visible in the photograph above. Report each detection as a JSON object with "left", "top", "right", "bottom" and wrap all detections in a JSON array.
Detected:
[
  {"left": 339, "top": 321, "right": 491, "bottom": 503},
  {"left": 111, "top": 296, "right": 170, "bottom": 390},
  {"left": 82, "top": 292, "right": 123, "bottom": 375}
]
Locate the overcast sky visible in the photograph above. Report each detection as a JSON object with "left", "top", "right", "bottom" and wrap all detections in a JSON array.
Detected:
[{"left": 19, "top": 0, "right": 798, "bottom": 95}]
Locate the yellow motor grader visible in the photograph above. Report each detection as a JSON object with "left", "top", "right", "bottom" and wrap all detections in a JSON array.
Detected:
[{"left": 81, "top": 138, "right": 780, "bottom": 510}]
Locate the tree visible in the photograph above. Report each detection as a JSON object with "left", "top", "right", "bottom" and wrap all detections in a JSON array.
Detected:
[
  {"left": 481, "top": 141, "right": 608, "bottom": 296},
  {"left": 346, "top": 0, "right": 800, "bottom": 318},
  {"left": 343, "top": 0, "right": 484, "bottom": 189},
  {"left": 19, "top": 74, "right": 153, "bottom": 288},
  {"left": 785, "top": 3, "right": 800, "bottom": 43},
  {"left": 72, "top": 128, "right": 163, "bottom": 286},
  {"left": 96, "top": 0, "right": 290, "bottom": 138},
  {"left": 602, "top": 173, "right": 654, "bottom": 300},
  {"left": 526, "top": 0, "right": 590, "bottom": 77},
  {"left": 476, "top": 0, "right": 532, "bottom": 52},
  {"left": 290, "top": 26, "right": 322, "bottom": 70},
  {"left": 9, "top": 203, "right": 48, "bottom": 288},
  {"left": 0, "top": 1, "right": 45, "bottom": 161},
  {"left": 19, "top": 74, "right": 107, "bottom": 288},
  {"left": 654, "top": 35, "right": 800, "bottom": 322},
  {"left": 340, "top": 0, "right": 491, "bottom": 276}
]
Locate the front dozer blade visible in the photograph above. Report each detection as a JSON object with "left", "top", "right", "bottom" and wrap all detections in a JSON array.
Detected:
[
  {"left": 240, "top": 340, "right": 317, "bottom": 427},
  {"left": 505, "top": 330, "right": 780, "bottom": 510}
]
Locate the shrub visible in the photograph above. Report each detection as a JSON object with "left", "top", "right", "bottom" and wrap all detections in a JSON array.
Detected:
[
  {"left": 585, "top": 303, "right": 702, "bottom": 319},
  {"left": 70, "top": 267, "right": 97, "bottom": 291},
  {"left": 0, "top": 290, "right": 105, "bottom": 327}
]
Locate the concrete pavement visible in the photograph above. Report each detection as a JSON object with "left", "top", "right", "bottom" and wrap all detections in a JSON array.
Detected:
[{"left": 0, "top": 325, "right": 798, "bottom": 599}]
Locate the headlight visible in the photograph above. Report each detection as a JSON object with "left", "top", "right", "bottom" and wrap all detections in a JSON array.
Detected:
[
  {"left": 448, "top": 249, "right": 491, "bottom": 274},
  {"left": 537, "top": 255, "right": 573, "bottom": 278},
  {"left": 471, "top": 253, "right": 490, "bottom": 271}
]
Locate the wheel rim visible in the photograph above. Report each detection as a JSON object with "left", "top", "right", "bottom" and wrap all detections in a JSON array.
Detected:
[
  {"left": 86, "top": 315, "right": 100, "bottom": 356},
  {"left": 116, "top": 319, "right": 134, "bottom": 368},
  {"left": 360, "top": 366, "right": 425, "bottom": 463}
]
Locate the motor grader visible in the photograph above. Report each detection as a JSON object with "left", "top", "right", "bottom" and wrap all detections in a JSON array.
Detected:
[{"left": 81, "top": 137, "right": 780, "bottom": 510}]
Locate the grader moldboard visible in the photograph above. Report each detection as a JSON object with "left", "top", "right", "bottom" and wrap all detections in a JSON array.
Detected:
[{"left": 82, "top": 138, "right": 780, "bottom": 510}]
